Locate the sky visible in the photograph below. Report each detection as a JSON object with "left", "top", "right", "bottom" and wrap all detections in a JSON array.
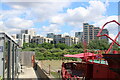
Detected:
[{"left": 0, "top": 0, "right": 119, "bottom": 40}]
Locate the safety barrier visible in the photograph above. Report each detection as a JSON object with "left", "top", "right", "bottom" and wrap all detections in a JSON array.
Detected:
[{"left": 35, "top": 63, "right": 50, "bottom": 80}]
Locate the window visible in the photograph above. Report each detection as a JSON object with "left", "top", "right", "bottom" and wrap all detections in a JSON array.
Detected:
[{"left": 84, "top": 28, "right": 88, "bottom": 29}]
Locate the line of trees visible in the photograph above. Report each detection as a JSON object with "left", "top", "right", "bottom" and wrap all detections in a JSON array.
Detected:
[{"left": 22, "top": 39, "right": 120, "bottom": 60}]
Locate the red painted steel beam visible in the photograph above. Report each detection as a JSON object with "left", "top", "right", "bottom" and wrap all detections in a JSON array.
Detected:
[
  {"left": 97, "top": 20, "right": 120, "bottom": 46},
  {"left": 106, "top": 32, "right": 119, "bottom": 54}
]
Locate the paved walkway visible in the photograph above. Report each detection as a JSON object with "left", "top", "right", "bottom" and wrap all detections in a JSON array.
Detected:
[{"left": 18, "top": 66, "right": 38, "bottom": 79}]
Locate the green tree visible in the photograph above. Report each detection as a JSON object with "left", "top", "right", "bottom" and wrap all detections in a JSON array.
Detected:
[
  {"left": 38, "top": 44, "right": 42, "bottom": 48},
  {"left": 55, "top": 43, "right": 69, "bottom": 50},
  {"left": 41, "top": 43, "right": 54, "bottom": 49},
  {"left": 88, "top": 39, "right": 109, "bottom": 50},
  {"left": 29, "top": 43, "right": 37, "bottom": 48},
  {"left": 50, "top": 48, "right": 62, "bottom": 53},
  {"left": 38, "top": 48, "right": 47, "bottom": 53},
  {"left": 112, "top": 43, "right": 119, "bottom": 50},
  {"left": 23, "top": 43, "right": 29, "bottom": 49},
  {"left": 72, "top": 42, "right": 83, "bottom": 49}
]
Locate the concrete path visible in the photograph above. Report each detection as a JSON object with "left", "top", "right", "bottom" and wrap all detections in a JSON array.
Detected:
[{"left": 18, "top": 66, "right": 38, "bottom": 79}]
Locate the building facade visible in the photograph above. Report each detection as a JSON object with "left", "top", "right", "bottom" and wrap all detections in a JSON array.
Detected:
[
  {"left": 61, "top": 36, "right": 72, "bottom": 46},
  {"left": 61, "top": 36, "right": 79, "bottom": 46},
  {"left": 101, "top": 29, "right": 109, "bottom": 41},
  {"left": 94, "top": 27, "right": 100, "bottom": 40},
  {"left": 53, "top": 34, "right": 62, "bottom": 44},
  {"left": 21, "top": 29, "right": 35, "bottom": 37},
  {"left": 11, "top": 29, "right": 35, "bottom": 47},
  {"left": 83, "top": 23, "right": 93, "bottom": 43},
  {"left": 75, "top": 32, "right": 83, "bottom": 42},
  {"left": 47, "top": 33, "right": 54, "bottom": 38},
  {"left": 31, "top": 36, "right": 53, "bottom": 44},
  {"left": 72, "top": 37, "right": 79, "bottom": 44},
  {"left": 22, "top": 34, "right": 31, "bottom": 43}
]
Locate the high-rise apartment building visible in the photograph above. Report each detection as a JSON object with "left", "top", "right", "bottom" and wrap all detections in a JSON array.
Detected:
[
  {"left": 83, "top": 23, "right": 109, "bottom": 43},
  {"left": 83, "top": 23, "right": 93, "bottom": 43},
  {"left": 94, "top": 27, "right": 100, "bottom": 40}
]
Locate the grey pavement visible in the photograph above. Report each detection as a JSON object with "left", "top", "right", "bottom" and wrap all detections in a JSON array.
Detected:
[{"left": 18, "top": 66, "right": 38, "bottom": 79}]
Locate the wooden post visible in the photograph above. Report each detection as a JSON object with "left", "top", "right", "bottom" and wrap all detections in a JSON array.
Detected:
[
  {"left": 41, "top": 61, "right": 42, "bottom": 69},
  {"left": 49, "top": 65, "right": 50, "bottom": 76}
]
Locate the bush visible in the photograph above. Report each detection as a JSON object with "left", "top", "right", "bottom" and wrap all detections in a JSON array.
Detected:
[
  {"left": 41, "top": 43, "right": 54, "bottom": 49},
  {"left": 50, "top": 48, "right": 62, "bottom": 53},
  {"left": 55, "top": 43, "right": 70, "bottom": 50}
]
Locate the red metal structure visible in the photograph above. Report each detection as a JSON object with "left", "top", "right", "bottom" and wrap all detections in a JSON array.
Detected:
[
  {"left": 97, "top": 20, "right": 120, "bottom": 54},
  {"left": 61, "top": 20, "right": 120, "bottom": 80}
]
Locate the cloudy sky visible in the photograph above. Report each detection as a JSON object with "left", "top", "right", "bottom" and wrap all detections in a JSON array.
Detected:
[{"left": 0, "top": 0, "right": 119, "bottom": 39}]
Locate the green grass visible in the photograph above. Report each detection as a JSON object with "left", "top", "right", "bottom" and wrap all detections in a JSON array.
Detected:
[
  {"left": 51, "top": 72, "right": 60, "bottom": 78},
  {"left": 0, "top": 76, "right": 3, "bottom": 80}
]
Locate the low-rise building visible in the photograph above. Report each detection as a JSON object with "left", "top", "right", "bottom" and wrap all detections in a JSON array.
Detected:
[{"left": 31, "top": 36, "right": 53, "bottom": 44}]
